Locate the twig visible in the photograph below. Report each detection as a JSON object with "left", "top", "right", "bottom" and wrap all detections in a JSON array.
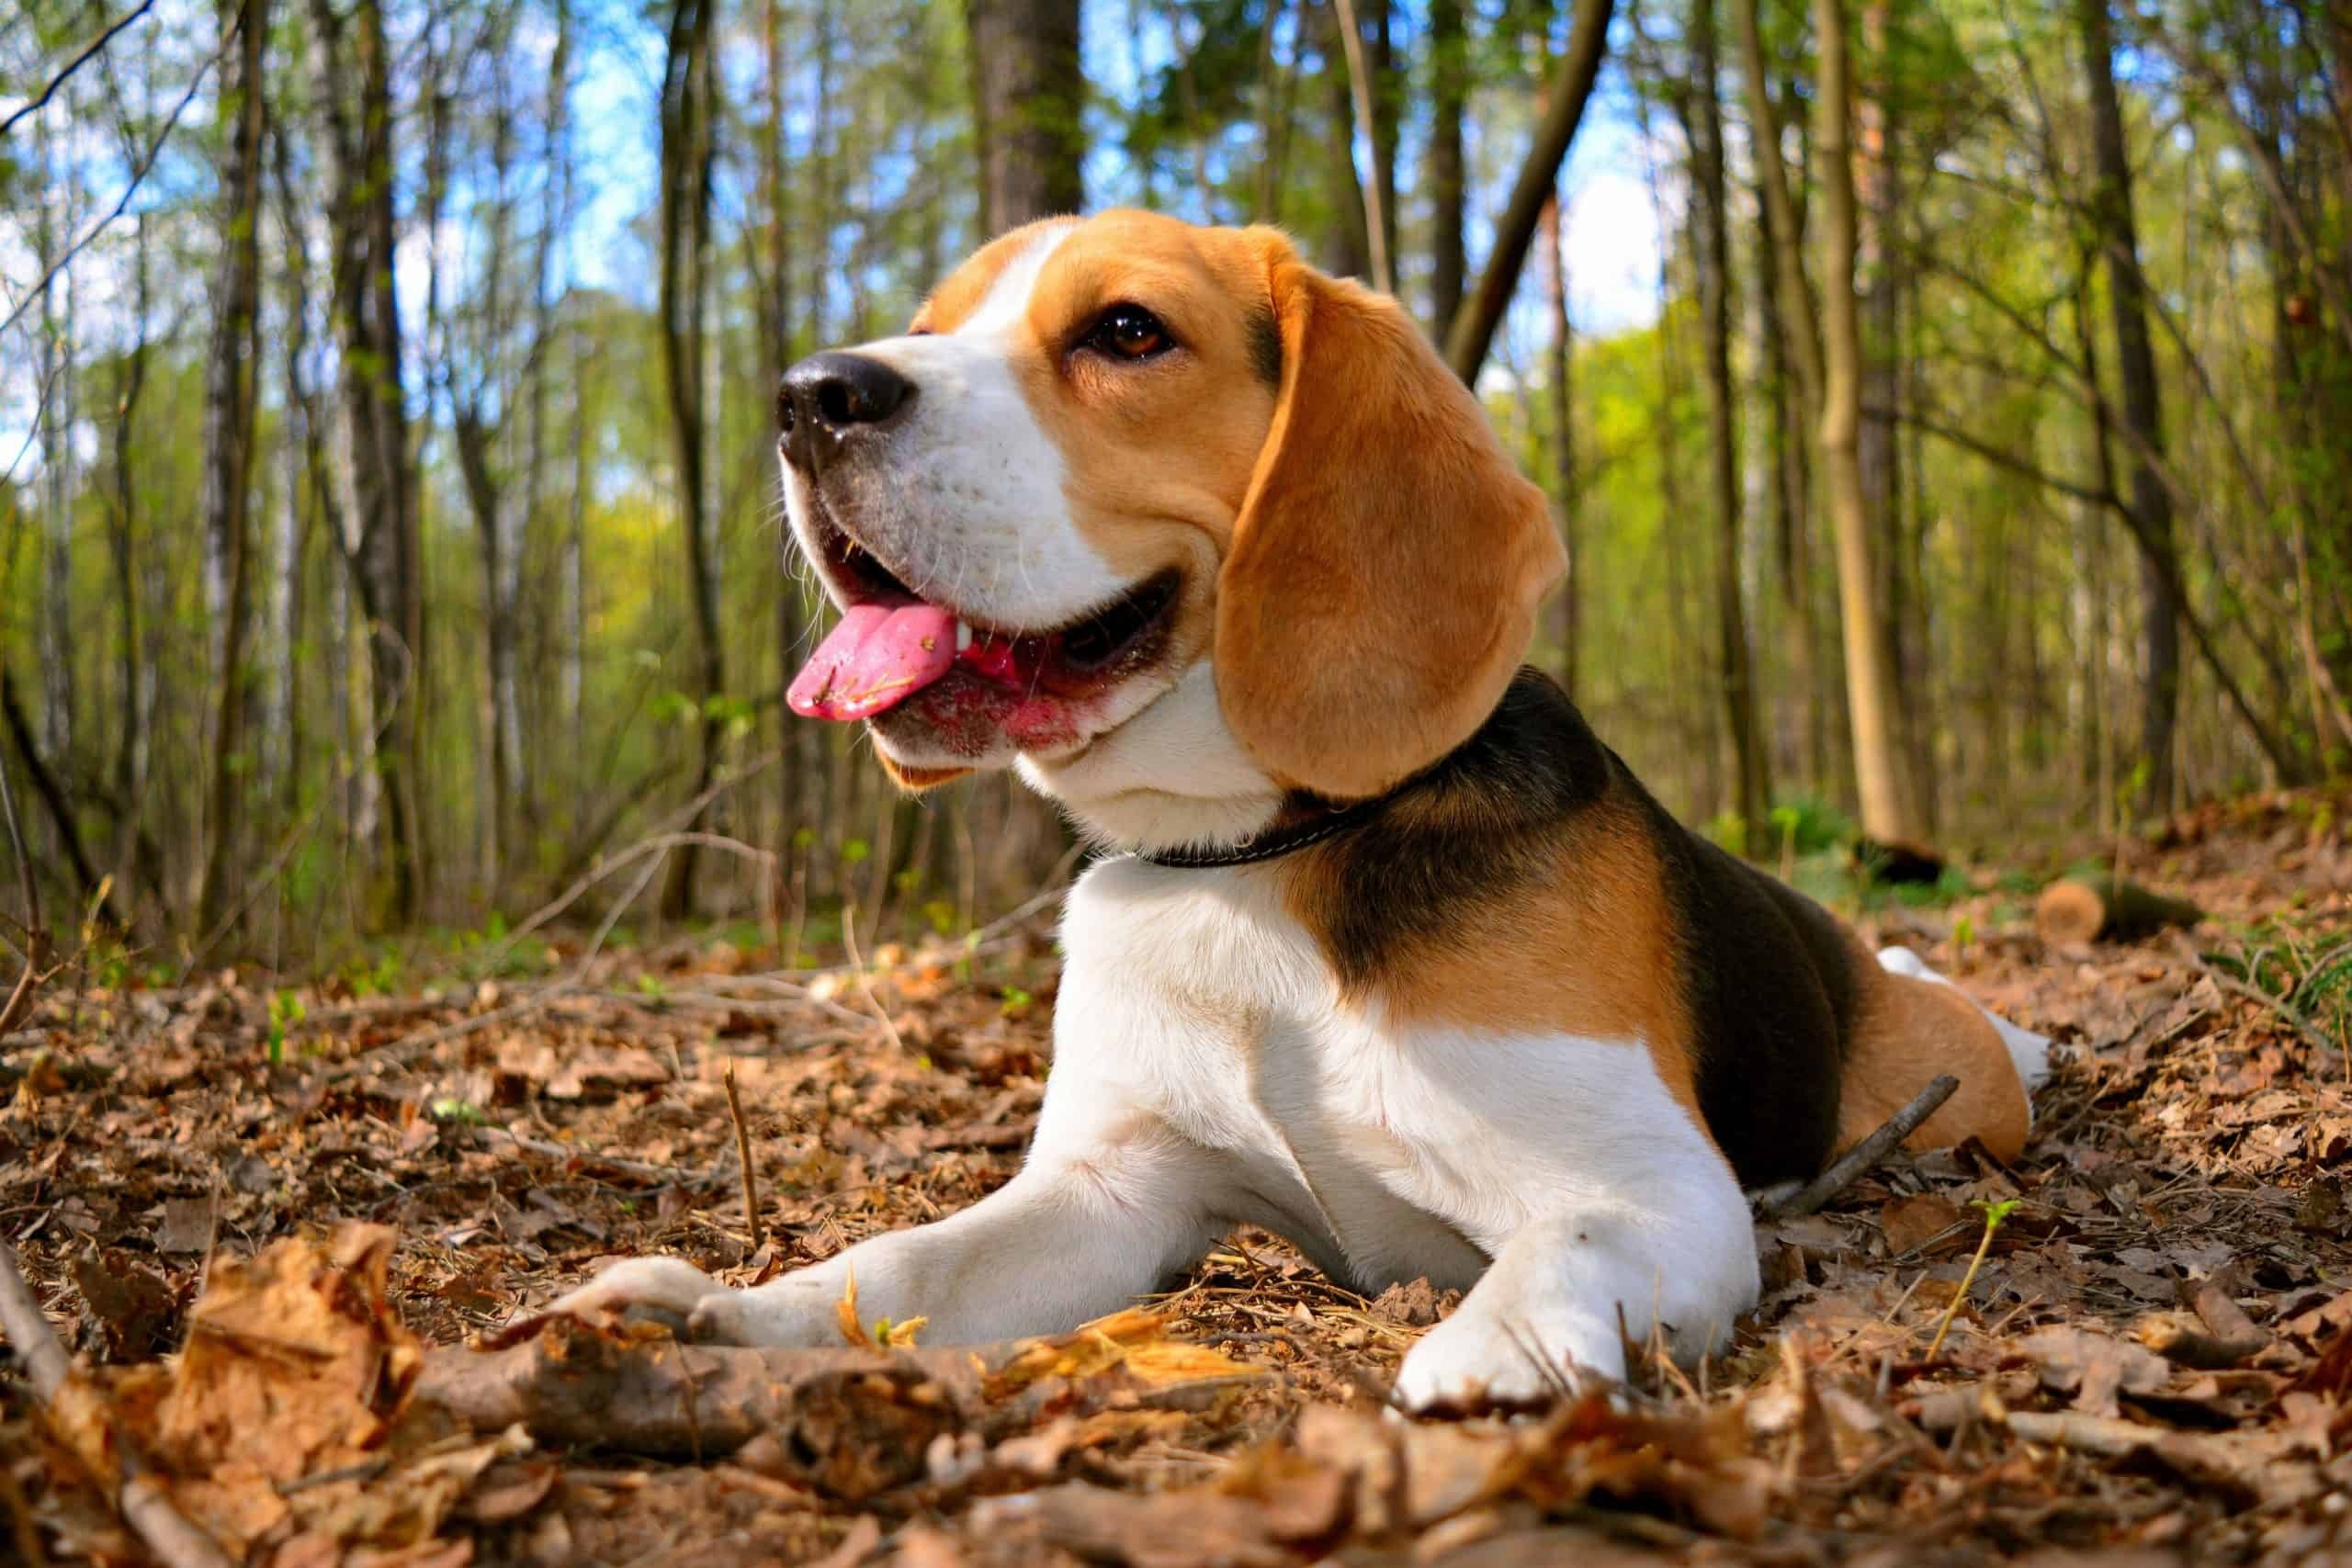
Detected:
[
  {"left": 483, "top": 755, "right": 778, "bottom": 969},
  {"left": 0, "top": 0, "right": 158, "bottom": 136},
  {"left": 592, "top": 987, "right": 873, "bottom": 1032},
  {"left": 1764, "top": 1076, "right": 1958, "bottom": 1218},
  {"left": 329, "top": 836, "right": 669, "bottom": 1080},
  {"left": 0, "top": 1243, "right": 235, "bottom": 1568},
  {"left": 723, "top": 1061, "right": 763, "bottom": 1250},
  {"left": 839, "top": 904, "right": 904, "bottom": 1055},
  {"left": 319, "top": 979, "right": 577, "bottom": 1081},
  {"left": 472, "top": 1125, "right": 696, "bottom": 1186},
  {"left": 0, "top": 37, "right": 224, "bottom": 341}
]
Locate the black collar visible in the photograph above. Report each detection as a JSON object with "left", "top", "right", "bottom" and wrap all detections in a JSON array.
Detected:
[{"left": 1132, "top": 793, "right": 1395, "bottom": 870}]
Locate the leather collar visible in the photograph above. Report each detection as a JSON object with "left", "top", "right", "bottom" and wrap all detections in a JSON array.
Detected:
[{"left": 1131, "top": 793, "right": 1394, "bottom": 870}]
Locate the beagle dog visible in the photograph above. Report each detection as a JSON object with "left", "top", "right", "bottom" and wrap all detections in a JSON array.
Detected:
[{"left": 551, "top": 210, "right": 2049, "bottom": 1408}]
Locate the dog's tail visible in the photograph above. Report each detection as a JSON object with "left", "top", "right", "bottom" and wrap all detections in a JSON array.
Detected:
[{"left": 1875, "top": 945, "right": 2052, "bottom": 1098}]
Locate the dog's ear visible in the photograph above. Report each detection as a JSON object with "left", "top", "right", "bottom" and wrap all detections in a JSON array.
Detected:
[{"left": 1215, "top": 239, "right": 1564, "bottom": 799}]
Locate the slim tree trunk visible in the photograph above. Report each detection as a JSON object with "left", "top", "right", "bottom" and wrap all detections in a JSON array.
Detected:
[
  {"left": 108, "top": 218, "right": 150, "bottom": 903},
  {"left": 1684, "top": 0, "right": 1772, "bottom": 852},
  {"left": 760, "top": 0, "right": 803, "bottom": 866},
  {"left": 1312, "top": 0, "right": 1370, "bottom": 277},
  {"left": 1735, "top": 0, "right": 1834, "bottom": 792},
  {"left": 964, "top": 0, "right": 1083, "bottom": 236},
  {"left": 2078, "top": 0, "right": 2179, "bottom": 810},
  {"left": 1329, "top": 0, "right": 1394, "bottom": 294},
  {"left": 659, "top": 0, "right": 721, "bottom": 920},
  {"left": 34, "top": 112, "right": 78, "bottom": 768},
  {"left": 508, "top": 0, "right": 568, "bottom": 857},
  {"left": 1855, "top": 0, "right": 1924, "bottom": 827},
  {"left": 1752, "top": 143, "right": 1819, "bottom": 793},
  {"left": 1732, "top": 0, "right": 1822, "bottom": 414},
  {"left": 1812, "top": 0, "right": 1914, "bottom": 842},
  {"left": 451, "top": 22, "right": 524, "bottom": 890},
  {"left": 274, "top": 127, "right": 330, "bottom": 831},
  {"left": 195, "top": 0, "right": 272, "bottom": 939},
  {"left": 309, "top": 0, "right": 420, "bottom": 921},
  {"left": 1542, "top": 193, "right": 1578, "bottom": 699},
  {"left": 1426, "top": 0, "right": 1467, "bottom": 336}
]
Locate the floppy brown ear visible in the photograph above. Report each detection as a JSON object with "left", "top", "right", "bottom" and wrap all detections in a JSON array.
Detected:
[{"left": 1216, "top": 243, "right": 1565, "bottom": 799}]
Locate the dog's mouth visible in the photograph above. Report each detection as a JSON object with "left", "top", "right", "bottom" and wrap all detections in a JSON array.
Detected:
[{"left": 787, "top": 509, "right": 1181, "bottom": 725}]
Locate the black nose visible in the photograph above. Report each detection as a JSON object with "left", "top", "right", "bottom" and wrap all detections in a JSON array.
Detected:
[{"left": 778, "top": 351, "right": 915, "bottom": 469}]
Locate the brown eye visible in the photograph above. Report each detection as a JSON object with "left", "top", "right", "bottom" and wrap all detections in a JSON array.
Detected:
[{"left": 1084, "top": 304, "right": 1172, "bottom": 361}]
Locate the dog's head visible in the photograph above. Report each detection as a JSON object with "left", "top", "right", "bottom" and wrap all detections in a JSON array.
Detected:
[{"left": 781, "top": 210, "right": 1562, "bottom": 848}]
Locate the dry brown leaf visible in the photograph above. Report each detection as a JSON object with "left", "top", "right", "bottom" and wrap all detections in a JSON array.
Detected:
[
  {"left": 2020, "top": 1325, "right": 2169, "bottom": 1418},
  {"left": 1879, "top": 1192, "right": 1967, "bottom": 1256}
]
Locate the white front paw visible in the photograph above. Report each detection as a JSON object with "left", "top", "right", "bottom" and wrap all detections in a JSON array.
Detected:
[
  {"left": 537, "top": 1257, "right": 728, "bottom": 1337},
  {"left": 528, "top": 1257, "right": 842, "bottom": 1348},
  {"left": 691, "top": 1271, "right": 846, "bottom": 1347},
  {"left": 1393, "top": 1303, "right": 1624, "bottom": 1413}
]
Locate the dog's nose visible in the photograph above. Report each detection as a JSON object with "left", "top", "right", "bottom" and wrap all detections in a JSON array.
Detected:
[{"left": 779, "top": 352, "right": 915, "bottom": 469}]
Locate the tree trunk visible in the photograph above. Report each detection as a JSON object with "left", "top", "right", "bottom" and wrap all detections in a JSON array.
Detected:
[
  {"left": 2078, "top": 0, "right": 2179, "bottom": 811},
  {"left": 1311, "top": 0, "right": 1370, "bottom": 277},
  {"left": 759, "top": 0, "right": 804, "bottom": 876},
  {"left": 1753, "top": 147, "right": 1818, "bottom": 794},
  {"left": 108, "top": 218, "right": 150, "bottom": 906},
  {"left": 1732, "top": 0, "right": 1822, "bottom": 412},
  {"left": 1542, "top": 194, "right": 1578, "bottom": 699},
  {"left": 195, "top": 0, "right": 272, "bottom": 940},
  {"left": 1681, "top": 0, "right": 1771, "bottom": 853},
  {"left": 1329, "top": 0, "right": 1395, "bottom": 294},
  {"left": 1426, "top": 0, "right": 1467, "bottom": 336},
  {"left": 452, "top": 23, "right": 525, "bottom": 891},
  {"left": 964, "top": 0, "right": 1083, "bottom": 236},
  {"left": 514, "top": 0, "right": 571, "bottom": 850},
  {"left": 35, "top": 113, "right": 78, "bottom": 768},
  {"left": 1812, "top": 0, "right": 1914, "bottom": 843},
  {"left": 1855, "top": 0, "right": 1924, "bottom": 829},
  {"left": 659, "top": 0, "right": 721, "bottom": 920},
  {"left": 274, "top": 125, "right": 329, "bottom": 834},
  {"left": 308, "top": 0, "right": 420, "bottom": 922}
]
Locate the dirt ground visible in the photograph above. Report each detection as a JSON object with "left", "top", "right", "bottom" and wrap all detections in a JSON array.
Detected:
[{"left": 3, "top": 791, "right": 2349, "bottom": 1566}]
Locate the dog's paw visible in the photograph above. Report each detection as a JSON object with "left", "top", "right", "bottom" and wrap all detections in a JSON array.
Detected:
[
  {"left": 1392, "top": 1301, "right": 1623, "bottom": 1414},
  {"left": 526, "top": 1257, "right": 728, "bottom": 1339},
  {"left": 512, "top": 1258, "right": 842, "bottom": 1348},
  {"left": 687, "top": 1271, "right": 847, "bottom": 1347}
]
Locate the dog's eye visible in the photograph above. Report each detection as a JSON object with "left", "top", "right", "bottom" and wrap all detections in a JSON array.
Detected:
[{"left": 1084, "top": 305, "right": 1172, "bottom": 361}]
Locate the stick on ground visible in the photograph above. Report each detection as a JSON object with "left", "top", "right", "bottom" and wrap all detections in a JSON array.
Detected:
[
  {"left": 724, "top": 1060, "right": 763, "bottom": 1251},
  {"left": 0, "top": 1243, "right": 236, "bottom": 1568},
  {"left": 1764, "top": 1075, "right": 1959, "bottom": 1218}
]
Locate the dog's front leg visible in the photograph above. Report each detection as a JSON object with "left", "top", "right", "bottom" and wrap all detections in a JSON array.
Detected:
[
  {"left": 1392, "top": 1179, "right": 1758, "bottom": 1411},
  {"left": 539, "top": 1108, "right": 1223, "bottom": 1347}
]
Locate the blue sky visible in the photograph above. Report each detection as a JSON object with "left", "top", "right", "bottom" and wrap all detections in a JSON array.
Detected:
[{"left": 539, "top": 0, "right": 1666, "bottom": 342}]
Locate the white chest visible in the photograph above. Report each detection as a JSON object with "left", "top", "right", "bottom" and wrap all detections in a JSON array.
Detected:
[{"left": 1045, "top": 857, "right": 1697, "bottom": 1293}]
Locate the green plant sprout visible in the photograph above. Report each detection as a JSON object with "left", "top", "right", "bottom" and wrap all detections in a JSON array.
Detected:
[{"left": 1926, "top": 1196, "right": 2020, "bottom": 1360}]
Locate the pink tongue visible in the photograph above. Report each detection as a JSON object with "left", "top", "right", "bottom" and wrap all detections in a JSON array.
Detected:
[{"left": 788, "top": 601, "right": 958, "bottom": 720}]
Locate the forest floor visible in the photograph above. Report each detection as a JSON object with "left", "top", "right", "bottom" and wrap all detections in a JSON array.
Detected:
[{"left": 2, "top": 790, "right": 2349, "bottom": 1567}]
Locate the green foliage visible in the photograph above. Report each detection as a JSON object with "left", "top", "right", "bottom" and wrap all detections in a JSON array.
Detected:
[
  {"left": 266, "top": 988, "right": 306, "bottom": 1066},
  {"left": 2207, "top": 923, "right": 2352, "bottom": 1042},
  {"left": 1772, "top": 798, "right": 1857, "bottom": 858}
]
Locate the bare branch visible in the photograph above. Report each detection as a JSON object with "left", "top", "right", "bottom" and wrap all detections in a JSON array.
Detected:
[
  {"left": 0, "top": 0, "right": 157, "bottom": 138},
  {"left": 0, "top": 35, "right": 225, "bottom": 341}
]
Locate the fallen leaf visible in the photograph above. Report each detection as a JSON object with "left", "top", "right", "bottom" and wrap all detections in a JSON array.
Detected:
[
  {"left": 2020, "top": 1326, "right": 2169, "bottom": 1417},
  {"left": 1880, "top": 1193, "right": 1967, "bottom": 1256}
]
